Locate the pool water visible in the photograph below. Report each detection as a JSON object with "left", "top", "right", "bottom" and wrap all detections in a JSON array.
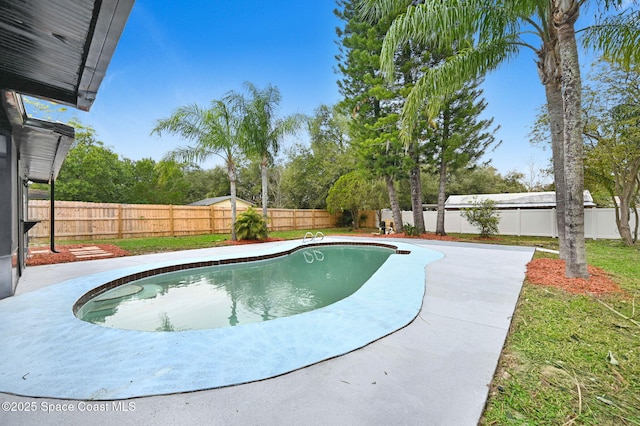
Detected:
[{"left": 76, "top": 245, "right": 394, "bottom": 331}]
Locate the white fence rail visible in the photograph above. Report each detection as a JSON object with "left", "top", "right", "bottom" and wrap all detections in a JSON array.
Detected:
[{"left": 382, "top": 208, "right": 634, "bottom": 240}]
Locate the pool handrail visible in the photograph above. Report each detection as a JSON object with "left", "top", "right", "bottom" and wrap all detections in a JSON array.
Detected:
[{"left": 302, "top": 231, "right": 325, "bottom": 243}]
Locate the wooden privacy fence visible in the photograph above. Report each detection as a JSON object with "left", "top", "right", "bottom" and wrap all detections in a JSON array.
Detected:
[{"left": 27, "top": 200, "right": 342, "bottom": 242}]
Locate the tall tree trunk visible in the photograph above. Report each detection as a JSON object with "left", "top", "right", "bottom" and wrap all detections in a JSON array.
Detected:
[
  {"left": 385, "top": 174, "right": 403, "bottom": 233},
  {"left": 616, "top": 196, "right": 634, "bottom": 246},
  {"left": 633, "top": 177, "right": 639, "bottom": 243},
  {"left": 409, "top": 142, "right": 425, "bottom": 233},
  {"left": 536, "top": 18, "right": 567, "bottom": 259},
  {"left": 614, "top": 163, "right": 640, "bottom": 246},
  {"left": 546, "top": 84, "right": 568, "bottom": 259},
  {"left": 554, "top": 0, "right": 589, "bottom": 278},
  {"left": 228, "top": 162, "right": 238, "bottom": 241},
  {"left": 435, "top": 142, "right": 447, "bottom": 236},
  {"left": 261, "top": 154, "right": 269, "bottom": 218},
  {"left": 435, "top": 104, "right": 451, "bottom": 236},
  {"left": 633, "top": 204, "right": 639, "bottom": 244}
]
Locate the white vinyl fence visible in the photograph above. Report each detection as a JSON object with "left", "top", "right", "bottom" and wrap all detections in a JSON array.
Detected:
[{"left": 382, "top": 208, "right": 635, "bottom": 240}]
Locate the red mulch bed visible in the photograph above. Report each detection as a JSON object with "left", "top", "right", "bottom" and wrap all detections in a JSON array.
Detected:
[
  {"left": 26, "top": 239, "right": 286, "bottom": 266},
  {"left": 526, "top": 258, "right": 621, "bottom": 295},
  {"left": 341, "top": 231, "right": 461, "bottom": 241},
  {"left": 27, "top": 244, "right": 130, "bottom": 266}
]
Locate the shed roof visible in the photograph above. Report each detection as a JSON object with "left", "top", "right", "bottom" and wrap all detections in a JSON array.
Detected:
[
  {"left": 445, "top": 191, "right": 596, "bottom": 209},
  {"left": 188, "top": 196, "right": 255, "bottom": 207}
]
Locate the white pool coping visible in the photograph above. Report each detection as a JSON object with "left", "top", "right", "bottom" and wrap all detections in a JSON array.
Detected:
[{"left": 0, "top": 238, "right": 443, "bottom": 400}]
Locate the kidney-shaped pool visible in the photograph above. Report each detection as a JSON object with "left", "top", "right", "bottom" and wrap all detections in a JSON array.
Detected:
[
  {"left": 76, "top": 245, "right": 395, "bottom": 331},
  {"left": 0, "top": 239, "right": 443, "bottom": 400}
]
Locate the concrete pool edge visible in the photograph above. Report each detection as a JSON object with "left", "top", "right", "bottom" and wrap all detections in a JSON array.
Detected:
[
  {"left": 0, "top": 238, "right": 444, "bottom": 400},
  {"left": 72, "top": 240, "right": 416, "bottom": 318}
]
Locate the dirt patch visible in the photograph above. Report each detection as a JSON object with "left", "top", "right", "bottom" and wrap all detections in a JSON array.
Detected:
[
  {"left": 27, "top": 244, "right": 130, "bottom": 266},
  {"left": 526, "top": 258, "right": 621, "bottom": 295}
]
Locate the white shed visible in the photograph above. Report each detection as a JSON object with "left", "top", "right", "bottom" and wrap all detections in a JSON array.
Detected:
[{"left": 445, "top": 191, "right": 596, "bottom": 210}]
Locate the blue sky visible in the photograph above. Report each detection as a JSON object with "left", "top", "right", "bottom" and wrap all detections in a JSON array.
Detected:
[
  {"left": 81, "top": 0, "right": 343, "bottom": 168},
  {"left": 68, "top": 0, "right": 606, "bottom": 181}
]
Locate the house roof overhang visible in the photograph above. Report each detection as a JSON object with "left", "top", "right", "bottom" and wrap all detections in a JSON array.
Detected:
[
  {"left": 0, "top": 0, "right": 134, "bottom": 182},
  {"left": 2, "top": 91, "right": 73, "bottom": 183},
  {"left": 0, "top": 0, "right": 135, "bottom": 111}
]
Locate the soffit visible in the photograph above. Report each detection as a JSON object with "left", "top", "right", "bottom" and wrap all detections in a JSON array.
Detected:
[
  {"left": 3, "top": 90, "right": 74, "bottom": 183},
  {"left": 0, "top": 0, "right": 134, "bottom": 111},
  {"left": 0, "top": 0, "right": 134, "bottom": 182}
]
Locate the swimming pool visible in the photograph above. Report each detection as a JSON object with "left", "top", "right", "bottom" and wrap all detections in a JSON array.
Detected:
[
  {"left": 76, "top": 245, "right": 395, "bottom": 331},
  {"left": 0, "top": 238, "right": 444, "bottom": 399}
]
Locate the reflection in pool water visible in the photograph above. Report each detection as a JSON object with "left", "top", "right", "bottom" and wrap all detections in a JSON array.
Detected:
[{"left": 76, "top": 245, "right": 394, "bottom": 331}]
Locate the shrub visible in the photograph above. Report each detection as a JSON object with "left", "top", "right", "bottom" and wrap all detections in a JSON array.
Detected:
[
  {"left": 234, "top": 207, "right": 268, "bottom": 241},
  {"left": 403, "top": 223, "right": 422, "bottom": 236},
  {"left": 461, "top": 197, "right": 500, "bottom": 237},
  {"left": 359, "top": 213, "right": 368, "bottom": 227},
  {"left": 336, "top": 211, "right": 354, "bottom": 227}
]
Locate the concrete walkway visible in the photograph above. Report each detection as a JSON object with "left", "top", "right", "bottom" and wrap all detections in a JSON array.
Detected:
[{"left": 0, "top": 238, "right": 534, "bottom": 426}]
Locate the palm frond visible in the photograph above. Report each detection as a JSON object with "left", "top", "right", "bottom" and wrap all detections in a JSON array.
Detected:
[
  {"left": 153, "top": 99, "right": 245, "bottom": 168},
  {"left": 163, "top": 144, "right": 210, "bottom": 165},
  {"left": 151, "top": 104, "right": 207, "bottom": 141},
  {"left": 400, "top": 37, "right": 519, "bottom": 141},
  {"left": 379, "top": 0, "right": 519, "bottom": 81},
  {"left": 582, "top": 10, "right": 640, "bottom": 69}
]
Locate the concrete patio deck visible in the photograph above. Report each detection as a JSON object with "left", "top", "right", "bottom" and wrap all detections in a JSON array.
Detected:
[{"left": 0, "top": 237, "right": 534, "bottom": 426}]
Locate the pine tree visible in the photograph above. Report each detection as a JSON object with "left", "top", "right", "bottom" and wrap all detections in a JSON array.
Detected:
[
  {"left": 335, "top": 0, "right": 428, "bottom": 232},
  {"left": 423, "top": 78, "right": 500, "bottom": 235}
]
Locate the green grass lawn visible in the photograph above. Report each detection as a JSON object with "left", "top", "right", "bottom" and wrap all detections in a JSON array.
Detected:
[
  {"left": 482, "top": 240, "right": 640, "bottom": 426},
  {"left": 101, "top": 233, "right": 230, "bottom": 255},
  {"left": 70, "top": 228, "right": 355, "bottom": 255},
  {"left": 55, "top": 228, "right": 563, "bottom": 256},
  {"left": 49, "top": 230, "right": 639, "bottom": 424}
]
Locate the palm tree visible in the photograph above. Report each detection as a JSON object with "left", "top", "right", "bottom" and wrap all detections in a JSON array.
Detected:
[
  {"left": 225, "top": 82, "right": 305, "bottom": 218},
  {"left": 550, "top": 0, "right": 588, "bottom": 277},
  {"left": 535, "top": 6, "right": 568, "bottom": 260},
  {"left": 152, "top": 101, "right": 243, "bottom": 240},
  {"left": 363, "top": 0, "right": 638, "bottom": 278},
  {"left": 550, "top": 1, "right": 640, "bottom": 276}
]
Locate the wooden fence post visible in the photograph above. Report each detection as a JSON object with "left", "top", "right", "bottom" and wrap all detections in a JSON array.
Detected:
[
  {"left": 214, "top": 204, "right": 216, "bottom": 234},
  {"left": 169, "top": 205, "right": 174, "bottom": 236},
  {"left": 117, "top": 204, "right": 123, "bottom": 239}
]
